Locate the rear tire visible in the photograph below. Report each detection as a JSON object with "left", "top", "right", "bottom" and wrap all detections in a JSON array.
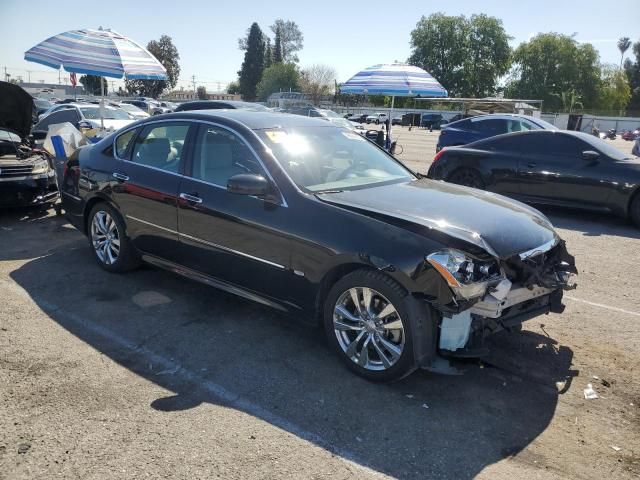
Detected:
[
  {"left": 630, "top": 194, "right": 640, "bottom": 228},
  {"left": 447, "top": 168, "right": 485, "bottom": 189},
  {"left": 323, "top": 269, "right": 417, "bottom": 382},
  {"left": 87, "top": 203, "right": 140, "bottom": 273}
]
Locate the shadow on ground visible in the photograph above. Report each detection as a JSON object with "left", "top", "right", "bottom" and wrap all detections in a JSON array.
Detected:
[{"left": 5, "top": 213, "right": 576, "bottom": 479}]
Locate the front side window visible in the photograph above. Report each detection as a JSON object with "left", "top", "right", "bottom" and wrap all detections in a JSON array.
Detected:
[
  {"left": 474, "top": 119, "right": 508, "bottom": 135},
  {"left": 130, "top": 123, "right": 190, "bottom": 173},
  {"left": 115, "top": 129, "right": 137, "bottom": 159},
  {"left": 258, "top": 126, "right": 414, "bottom": 192},
  {"left": 190, "top": 126, "right": 265, "bottom": 186}
]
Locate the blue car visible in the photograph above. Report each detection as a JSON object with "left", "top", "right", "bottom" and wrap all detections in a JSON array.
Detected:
[{"left": 436, "top": 114, "right": 557, "bottom": 151}]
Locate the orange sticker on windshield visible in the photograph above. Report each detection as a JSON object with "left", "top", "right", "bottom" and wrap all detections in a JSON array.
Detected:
[{"left": 265, "top": 130, "right": 287, "bottom": 143}]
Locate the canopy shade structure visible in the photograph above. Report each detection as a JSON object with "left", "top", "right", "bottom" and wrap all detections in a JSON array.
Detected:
[
  {"left": 340, "top": 63, "right": 447, "bottom": 97},
  {"left": 24, "top": 27, "right": 168, "bottom": 80}
]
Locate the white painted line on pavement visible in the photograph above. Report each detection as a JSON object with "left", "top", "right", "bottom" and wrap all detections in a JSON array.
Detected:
[
  {"left": 565, "top": 295, "right": 640, "bottom": 317},
  {"left": 0, "top": 278, "right": 388, "bottom": 479}
]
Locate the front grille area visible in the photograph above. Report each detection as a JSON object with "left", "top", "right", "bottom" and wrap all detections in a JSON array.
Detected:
[{"left": 0, "top": 164, "right": 34, "bottom": 177}]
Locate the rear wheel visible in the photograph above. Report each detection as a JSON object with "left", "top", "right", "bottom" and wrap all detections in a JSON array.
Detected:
[
  {"left": 323, "top": 269, "right": 417, "bottom": 382},
  {"left": 88, "top": 203, "right": 139, "bottom": 272},
  {"left": 630, "top": 194, "right": 640, "bottom": 228},
  {"left": 447, "top": 168, "right": 485, "bottom": 189}
]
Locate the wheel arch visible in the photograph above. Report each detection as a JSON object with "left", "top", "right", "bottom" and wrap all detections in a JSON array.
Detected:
[
  {"left": 82, "top": 194, "right": 119, "bottom": 235},
  {"left": 627, "top": 186, "right": 640, "bottom": 219}
]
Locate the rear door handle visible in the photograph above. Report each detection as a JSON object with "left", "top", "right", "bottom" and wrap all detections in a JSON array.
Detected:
[
  {"left": 112, "top": 172, "right": 129, "bottom": 181},
  {"left": 179, "top": 192, "right": 203, "bottom": 204}
]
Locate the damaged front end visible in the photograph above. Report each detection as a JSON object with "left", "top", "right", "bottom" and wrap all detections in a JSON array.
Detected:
[{"left": 425, "top": 238, "right": 577, "bottom": 358}]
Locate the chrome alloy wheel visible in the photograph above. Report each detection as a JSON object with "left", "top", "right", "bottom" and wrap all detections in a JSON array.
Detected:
[
  {"left": 333, "top": 287, "right": 405, "bottom": 371},
  {"left": 90, "top": 211, "right": 120, "bottom": 265}
]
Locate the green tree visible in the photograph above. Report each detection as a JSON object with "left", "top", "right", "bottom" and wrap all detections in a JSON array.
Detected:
[
  {"left": 196, "top": 85, "right": 207, "bottom": 100},
  {"left": 264, "top": 38, "right": 273, "bottom": 69},
  {"left": 599, "top": 65, "right": 631, "bottom": 114},
  {"left": 618, "top": 37, "right": 632, "bottom": 69},
  {"left": 227, "top": 80, "right": 240, "bottom": 94},
  {"left": 273, "top": 26, "right": 283, "bottom": 64},
  {"left": 79, "top": 75, "right": 107, "bottom": 95},
  {"left": 623, "top": 40, "right": 640, "bottom": 111},
  {"left": 408, "top": 12, "right": 510, "bottom": 97},
  {"left": 408, "top": 13, "right": 468, "bottom": 95},
  {"left": 125, "top": 35, "right": 180, "bottom": 98},
  {"left": 270, "top": 19, "right": 303, "bottom": 63},
  {"left": 551, "top": 89, "right": 583, "bottom": 113},
  {"left": 461, "top": 14, "right": 511, "bottom": 97},
  {"left": 238, "top": 23, "right": 265, "bottom": 101},
  {"left": 257, "top": 63, "right": 300, "bottom": 101},
  {"left": 506, "top": 33, "right": 601, "bottom": 110}
]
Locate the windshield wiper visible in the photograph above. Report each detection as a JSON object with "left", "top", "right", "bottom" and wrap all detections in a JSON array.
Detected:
[{"left": 314, "top": 189, "right": 344, "bottom": 194}]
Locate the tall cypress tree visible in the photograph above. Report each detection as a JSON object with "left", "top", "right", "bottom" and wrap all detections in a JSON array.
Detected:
[
  {"left": 264, "top": 37, "right": 273, "bottom": 69},
  {"left": 238, "top": 23, "right": 265, "bottom": 101},
  {"left": 273, "top": 27, "right": 283, "bottom": 64}
]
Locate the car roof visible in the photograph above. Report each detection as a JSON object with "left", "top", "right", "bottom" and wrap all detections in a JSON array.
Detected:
[{"left": 151, "top": 110, "right": 336, "bottom": 130}]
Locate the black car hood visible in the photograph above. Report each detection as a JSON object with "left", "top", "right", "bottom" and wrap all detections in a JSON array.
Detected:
[
  {"left": 0, "top": 81, "right": 33, "bottom": 140},
  {"left": 317, "top": 179, "right": 558, "bottom": 259}
]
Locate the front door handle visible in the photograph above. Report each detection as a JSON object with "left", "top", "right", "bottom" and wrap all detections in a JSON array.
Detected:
[
  {"left": 112, "top": 172, "right": 129, "bottom": 181},
  {"left": 179, "top": 192, "right": 203, "bottom": 204}
]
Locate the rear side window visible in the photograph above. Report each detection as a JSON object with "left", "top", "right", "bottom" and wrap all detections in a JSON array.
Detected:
[
  {"left": 115, "top": 129, "right": 137, "bottom": 159},
  {"left": 130, "top": 123, "right": 191, "bottom": 173},
  {"left": 474, "top": 119, "right": 508, "bottom": 135}
]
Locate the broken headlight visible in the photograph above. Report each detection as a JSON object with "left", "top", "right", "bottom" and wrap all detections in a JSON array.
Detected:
[
  {"left": 31, "top": 159, "right": 50, "bottom": 174},
  {"left": 426, "top": 249, "right": 500, "bottom": 300}
]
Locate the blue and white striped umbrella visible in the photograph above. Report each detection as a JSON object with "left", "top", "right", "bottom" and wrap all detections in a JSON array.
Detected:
[
  {"left": 340, "top": 63, "right": 447, "bottom": 97},
  {"left": 24, "top": 27, "right": 167, "bottom": 80}
]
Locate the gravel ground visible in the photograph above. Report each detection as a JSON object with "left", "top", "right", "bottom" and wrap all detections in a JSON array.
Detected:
[{"left": 1, "top": 130, "right": 639, "bottom": 479}]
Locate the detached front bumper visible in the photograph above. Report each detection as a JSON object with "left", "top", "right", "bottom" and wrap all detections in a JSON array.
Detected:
[{"left": 0, "top": 174, "right": 58, "bottom": 207}]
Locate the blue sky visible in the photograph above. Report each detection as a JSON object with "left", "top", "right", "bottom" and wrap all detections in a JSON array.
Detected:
[{"left": 3, "top": 0, "right": 637, "bottom": 92}]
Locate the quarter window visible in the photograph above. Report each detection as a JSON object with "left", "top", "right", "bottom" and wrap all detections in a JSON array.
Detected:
[
  {"left": 191, "top": 126, "right": 265, "bottom": 186},
  {"left": 131, "top": 123, "right": 190, "bottom": 173}
]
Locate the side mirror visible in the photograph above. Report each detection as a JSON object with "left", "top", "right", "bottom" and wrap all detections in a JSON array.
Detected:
[
  {"left": 227, "top": 173, "right": 270, "bottom": 196},
  {"left": 582, "top": 150, "right": 600, "bottom": 162}
]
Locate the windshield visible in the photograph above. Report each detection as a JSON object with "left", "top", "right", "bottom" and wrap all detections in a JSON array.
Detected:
[
  {"left": 80, "top": 107, "right": 131, "bottom": 120},
  {"left": 258, "top": 126, "right": 414, "bottom": 192}
]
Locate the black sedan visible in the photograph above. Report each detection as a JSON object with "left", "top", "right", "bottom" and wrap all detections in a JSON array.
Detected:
[
  {"left": 427, "top": 130, "right": 640, "bottom": 227},
  {"left": 60, "top": 111, "right": 576, "bottom": 381}
]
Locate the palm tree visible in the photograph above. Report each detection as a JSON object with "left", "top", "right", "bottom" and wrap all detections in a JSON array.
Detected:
[
  {"left": 618, "top": 37, "right": 632, "bottom": 69},
  {"left": 552, "top": 89, "right": 583, "bottom": 113}
]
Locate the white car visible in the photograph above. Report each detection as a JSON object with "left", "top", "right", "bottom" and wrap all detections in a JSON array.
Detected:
[
  {"left": 366, "top": 113, "right": 388, "bottom": 125},
  {"left": 32, "top": 103, "right": 135, "bottom": 138},
  {"left": 116, "top": 102, "right": 150, "bottom": 120}
]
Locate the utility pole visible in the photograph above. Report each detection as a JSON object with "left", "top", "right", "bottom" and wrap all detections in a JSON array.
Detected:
[
  {"left": 191, "top": 75, "right": 196, "bottom": 98},
  {"left": 3, "top": 66, "right": 8, "bottom": 82},
  {"left": 27, "top": 70, "right": 31, "bottom": 83},
  {"left": 58, "top": 68, "right": 61, "bottom": 85}
]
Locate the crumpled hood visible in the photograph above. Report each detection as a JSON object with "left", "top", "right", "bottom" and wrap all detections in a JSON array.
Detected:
[
  {"left": 0, "top": 81, "right": 33, "bottom": 140},
  {"left": 317, "top": 178, "right": 558, "bottom": 259}
]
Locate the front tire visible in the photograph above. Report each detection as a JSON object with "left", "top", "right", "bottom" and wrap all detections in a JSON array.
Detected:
[
  {"left": 630, "top": 194, "right": 640, "bottom": 228},
  {"left": 323, "top": 269, "right": 417, "bottom": 382},
  {"left": 88, "top": 203, "right": 139, "bottom": 273}
]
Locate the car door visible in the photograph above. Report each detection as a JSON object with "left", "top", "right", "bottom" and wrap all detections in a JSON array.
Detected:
[
  {"left": 110, "top": 121, "right": 194, "bottom": 260},
  {"left": 176, "top": 123, "right": 292, "bottom": 302},
  {"left": 517, "top": 133, "right": 612, "bottom": 206}
]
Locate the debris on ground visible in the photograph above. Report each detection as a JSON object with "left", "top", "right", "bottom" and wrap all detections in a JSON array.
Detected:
[
  {"left": 405, "top": 394, "right": 414, "bottom": 399},
  {"left": 610, "top": 445, "right": 622, "bottom": 452},
  {"left": 17, "top": 443, "right": 30, "bottom": 454},
  {"left": 584, "top": 384, "right": 598, "bottom": 400},
  {"left": 422, "top": 403, "right": 430, "bottom": 409}
]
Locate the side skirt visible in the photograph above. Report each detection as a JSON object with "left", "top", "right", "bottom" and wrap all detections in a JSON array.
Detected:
[{"left": 140, "top": 253, "right": 296, "bottom": 313}]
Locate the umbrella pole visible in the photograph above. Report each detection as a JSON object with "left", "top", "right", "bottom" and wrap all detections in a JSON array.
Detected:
[
  {"left": 387, "top": 95, "right": 395, "bottom": 150},
  {"left": 100, "top": 77, "right": 105, "bottom": 130}
]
